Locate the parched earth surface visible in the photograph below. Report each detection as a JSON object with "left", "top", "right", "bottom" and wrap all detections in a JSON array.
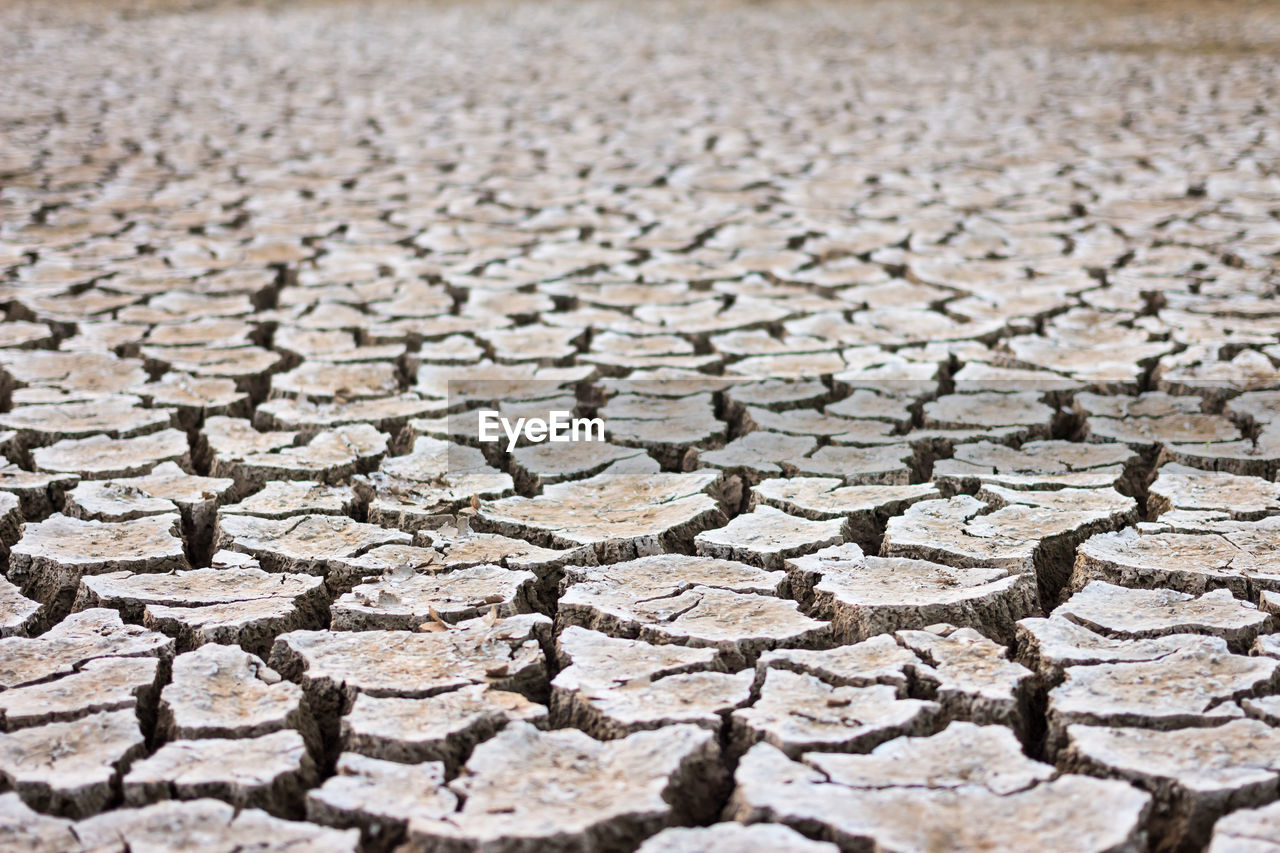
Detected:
[{"left": 1, "top": 0, "right": 1279, "bottom": 850}]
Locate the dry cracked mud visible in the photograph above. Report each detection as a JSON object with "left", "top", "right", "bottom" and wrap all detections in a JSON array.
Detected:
[{"left": 0, "top": 0, "right": 1278, "bottom": 849}]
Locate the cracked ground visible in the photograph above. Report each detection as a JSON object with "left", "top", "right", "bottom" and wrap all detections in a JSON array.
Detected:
[{"left": 1, "top": 0, "right": 1279, "bottom": 850}]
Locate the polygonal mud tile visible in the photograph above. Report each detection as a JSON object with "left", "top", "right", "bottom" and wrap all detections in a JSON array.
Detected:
[
  {"left": 786, "top": 443, "right": 919, "bottom": 485},
  {"left": 200, "top": 417, "right": 298, "bottom": 478},
  {"left": 949, "top": 362, "right": 1086, "bottom": 395},
  {"left": 142, "top": 317, "right": 254, "bottom": 348},
  {"left": 121, "top": 730, "right": 316, "bottom": 817},
  {"left": 125, "top": 292, "right": 253, "bottom": 325},
  {"left": 1228, "top": 391, "right": 1280, "bottom": 429},
  {"left": 404, "top": 333, "right": 483, "bottom": 366},
  {"left": 0, "top": 577, "right": 41, "bottom": 638},
  {"left": 755, "top": 634, "right": 919, "bottom": 694},
  {"left": 218, "top": 480, "right": 357, "bottom": 519},
  {"left": 1046, "top": 648, "right": 1280, "bottom": 752},
  {"left": 824, "top": 388, "right": 915, "bottom": 427},
  {"left": 1086, "top": 408, "right": 1243, "bottom": 448},
  {"left": 550, "top": 626, "right": 753, "bottom": 739},
  {"left": 1073, "top": 391, "right": 1204, "bottom": 421},
  {"left": 222, "top": 424, "right": 387, "bottom": 491},
  {"left": 1000, "top": 324, "right": 1170, "bottom": 392},
  {"left": 921, "top": 391, "right": 1056, "bottom": 438},
  {"left": 0, "top": 396, "right": 174, "bottom": 450},
  {"left": 730, "top": 668, "right": 939, "bottom": 758},
  {"left": 321, "top": 542, "right": 446, "bottom": 590},
  {"left": 583, "top": 331, "right": 706, "bottom": 375},
  {"left": 270, "top": 360, "right": 400, "bottom": 401},
  {"left": 1148, "top": 463, "right": 1280, "bottom": 521},
  {"left": 510, "top": 440, "right": 652, "bottom": 491},
  {"left": 1159, "top": 424, "right": 1280, "bottom": 481},
  {"left": 1154, "top": 347, "right": 1280, "bottom": 401},
  {"left": 0, "top": 461, "right": 77, "bottom": 519},
  {"left": 0, "top": 709, "right": 144, "bottom": 818},
  {"left": 1063, "top": 720, "right": 1280, "bottom": 852},
  {"left": 728, "top": 740, "right": 1150, "bottom": 853},
  {"left": 694, "top": 432, "right": 817, "bottom": 485},
  {"left": 341, "top": 685, "right": 547, "bottom": 772},
  {"left": 1078, "top": 391, "right": 1243, "bottom": 452},
  {"left": 92, "top": 461, "right": 234, "bottom": 530},
  {"left": 255, "top": 394, "right": 446, "bottom": 441},
  {"left": 75, "top": 557, "right": 327, "bottom": 656},
  {"left": 64, "top": 480, "right": 179, "bottom": 522},
  {"left": 158, "top": 644, "right": 314, "bottom": 746},
  {"left": 1053, "top": 581, "right": 1268, "bottom": 652},
  {"left": 361, "top": 437, "right": 514, "bottom": 532},
  {"left": 73, "top": 798, "right": 358, "bottom": 851},
  {"left": 413, "top": 361, "right": 588, "bottom": 403},
  {"left": 558, "top": 555, "right": 829, "bottom": 667},
  {"left": 135, "top": 374, "right": 251, "bottom": 428},
  {"left": 631, "top": 295, "right": 789, "bottom": 336},
  {"left": 0, "top": 319, "right": 56, "bottom": 348},
  {"left": 0, "top": 792, "right": 86, "bottom": 852},
  {"left": 722, "top": 378, "right": 831, "bottom": 414},
  {"left": 741, "top": 406, "right": 896, "bottom": 444},
  {"left": 1015, "top": 615, "right": 1231, "bottom": 682},
  {"left": 600, "top": 392, "right": 726, "bottom": 468},
  {"left": 695, "top": 505, "right": 846, "bottom": 569},
  {"left": 306, "top": 754, "right": 457, "bottom": 849},
  {"left": 215, "top": 513, "right": 411, "bottom": 575},
  {"left": 0, "top": 351, "right": 149, "bottom": 398},
  {"left": 896, "top": 625, "right": 1035, "bottom": 733},
  {"left": 413, "top": 526, "right": 599, "bottom": 582},
  {"left": 478, "top": 324, "right": 583, "bottom": 365},
  {"left": 399, "top": 723, "right": 723, "bottom": 852},
  {"left": 331, "top": 564, "right": 537, "bottom": 630},
  {"left": 882, "top": 486, "right": 1136, "bottom": 601},
  {"left": 807, "top": 721, "right": 1053, "bottom": 794},
  {"left": 273, "top": 327, "right": 406, "bottom": 364},
  {"left": 0, "top": 656, "right": 160, "bottom": 731},
  {"left": 32, "top": 429, "right": 190, "bottom": 480},
  {"left": 479, "top": 469, "right": 729, "bottom": 561},
  {"left": 637, "top": 822, "right": 839, "bottom": 853},
  {"left": 1209, "top": 801, "right": 1280, "bottom": 853},
  {"left": 751, "top": 478, "right": 938, "bottom": 551},
  {"left": 10, "top": 513, "right": 188, "bottom": 609},
  {"left": 269, "top": 614, "right": 551, "bottom": 715},
  {"left": 932, "top": 440, "right": 1138, "bottom": 493},
  {"left": 726, "top": 352, "right": 847, "bottom": 381},
  {"left": 1071, "top": 526, "right": 1280, "bottom": 599},
  {"left": 0, "top": 609, "right": 172, "bottom": 690},
  {"left": 787, "top": 543, "right": 1037, "bottom": 645}
]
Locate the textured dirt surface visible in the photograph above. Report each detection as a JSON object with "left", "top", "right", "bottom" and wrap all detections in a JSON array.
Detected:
[{"left": 0, "top": 0, "right": 1278, "bottom": 849}]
